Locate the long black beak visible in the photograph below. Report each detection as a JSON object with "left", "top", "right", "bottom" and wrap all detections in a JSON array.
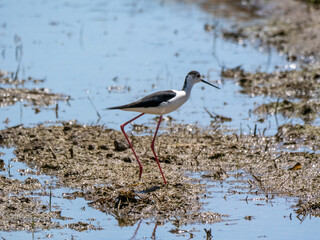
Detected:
[{"left": 201, "top": 79, "right": 220, "bottom": 89}]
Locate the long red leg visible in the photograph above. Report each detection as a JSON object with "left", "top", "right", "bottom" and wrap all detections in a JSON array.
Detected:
[
  {"left": 150, "top": 115, "right": 167, "bottom": 184},
  {"left": 120, "top": 113, "right": 145, "bottom": 180}
]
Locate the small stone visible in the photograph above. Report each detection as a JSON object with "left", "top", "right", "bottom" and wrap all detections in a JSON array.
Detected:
[
  {"left": 0, "top": 159, "right": 4, "bottom": 169},
  {"left": 164, "top": 159, "right": 171, "bottom": 164},
  {"left": 88, "top": 144, "right": 95, "bottom": 150},
  {"left": 63, "top": 126, "right": 72, "bottom": 131},
  {"left": 98, "top": 145, "right": 108, "bottom": 150},
  {"left": 114, "top": 139, "right": 129, "bottom": 151},
  {"left": 123, "top": 157, "right": 132, "bottom": 163},
  {"left": 25, "top": 177, "right": 40, "bottom": 185}
]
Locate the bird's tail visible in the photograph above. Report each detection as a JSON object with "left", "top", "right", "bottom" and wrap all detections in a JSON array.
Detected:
[
  {"left": 105, "top": 106, "right": 119, "bottom": 110},
  {"left": 105, "top": 105, "right": 127, "bottom": 110}
]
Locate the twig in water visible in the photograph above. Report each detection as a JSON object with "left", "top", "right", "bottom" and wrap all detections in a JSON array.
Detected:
[
  {"left": 204, "top": 106, "right": 215, "bottom": 119},
  {"left": 253, "top": 124, "right": 257, "bottom": 137},
  {"left": 204, "top": 107, "right": 231, "bottom": 122},
  {"left": 251, "top": 173, "right": 263, "bottom": 191},
  {"left": 13, "top": 61, "right": 21, "bottom": 81},
  {"left": 13, "top": 35, "right": 23, "bottom": 81},
  {"left": 86, "top": 91, "right": 101, "bottom": 120},
  {"left": 274, "top": 98, "right": 280, "bottom": 129},
  {"left": 55, "top": 103, "right": 59, "bottom": 118},
  {"left": 49, "top": 182, "right": 52, "bottom": 212},
  {"left": 204, "top": 228, "right": 212, "bottom": 240},
  {"left": 7, "top": 159, "right": 11, "bottom": 178}
]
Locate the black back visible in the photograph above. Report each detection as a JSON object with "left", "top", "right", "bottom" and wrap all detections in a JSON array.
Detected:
[{"left": 108, "top": 90, "right": 177, "bottom": 109}]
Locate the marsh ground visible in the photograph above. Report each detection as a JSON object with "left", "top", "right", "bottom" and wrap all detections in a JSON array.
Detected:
[{"left": 0, "top": 0, "right": 320, "bottom": 239}]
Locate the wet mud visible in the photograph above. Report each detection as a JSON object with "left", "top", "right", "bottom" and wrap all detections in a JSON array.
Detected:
[
  {"left": 254, "top": 100, "right": 320, "bottom": 123},
  {"left": 0, "top": 70, "right": 69, "bottom": 108},
  {"left": 0, "top": 175, "right": 63, "bottom": 231},
  {"left": 221, "top": 66, "right": 320, "bottom": 99},
  {"left": 214, "top": 0, "right": 320, "bottom": 60},
  {"left": 0, "top": 121, "right": 319, "bottom": 230},
  {"left": 1, "top": 0, "right": 320, "bottom": 235},
  {"left": 221, "top": 65, "right": 320, "bottom": 123},
  {"left": 200, "top": 0, "right": 320, "bottom": 125}
]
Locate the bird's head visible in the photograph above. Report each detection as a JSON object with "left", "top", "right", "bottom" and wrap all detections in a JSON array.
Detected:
[{"left": 184, "top": 71, "right": 219, "bottom": 89}]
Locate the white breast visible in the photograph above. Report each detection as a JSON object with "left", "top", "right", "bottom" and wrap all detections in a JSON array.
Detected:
[
  {"left": 158, "top": 90, "right": 188, "bottom": 115},
  {"left": 122, "top": 90, "right": 189, "bottom": 115}
]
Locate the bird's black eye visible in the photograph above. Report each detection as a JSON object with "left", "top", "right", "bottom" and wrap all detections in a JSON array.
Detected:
[{"left": 197, "top": 74, "right": 200, "bottom": 78}]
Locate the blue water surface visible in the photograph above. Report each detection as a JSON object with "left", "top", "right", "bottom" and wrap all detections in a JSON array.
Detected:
[{"left": 0, "top": 0, "right": 292, "bottom": 134}]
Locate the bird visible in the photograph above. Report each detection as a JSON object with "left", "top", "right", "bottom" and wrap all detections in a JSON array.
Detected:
[{"left": 107, "top": 71, "right": 219, "bottom": 184}]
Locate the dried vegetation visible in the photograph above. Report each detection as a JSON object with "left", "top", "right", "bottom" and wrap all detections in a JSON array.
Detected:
[
  {"left": 221, "top": 65, "right": 320, "bottom": 123},
  {"left": 1, "top": 0, "right": 320, "bottom": 233},
  {"left": 0, "top": 70, "right": 69, "bottom": 107},
  {"left": 0, "top": 121, "right": 319, "bottom": 230}
]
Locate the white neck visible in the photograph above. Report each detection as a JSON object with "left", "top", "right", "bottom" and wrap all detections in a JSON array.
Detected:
[{"left": 182, "top": 80, "right": 195, "bottom": 97}]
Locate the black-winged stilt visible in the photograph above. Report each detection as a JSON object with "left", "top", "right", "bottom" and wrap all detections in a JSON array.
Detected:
[{"left": 108, "top": 71, "right": 219, "bottom": 184}]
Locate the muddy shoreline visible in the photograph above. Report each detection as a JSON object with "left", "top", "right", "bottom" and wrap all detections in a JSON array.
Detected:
[
  {"left": 1, "top": 121, "right": 319, "bottom": 230},
  {"left": 201, "top": 0, "right": 320, "bottom": 61}
]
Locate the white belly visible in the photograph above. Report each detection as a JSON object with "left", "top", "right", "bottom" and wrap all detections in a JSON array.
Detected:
[{"left": 123, "top": 90, "right": 188, "bottom": 115}]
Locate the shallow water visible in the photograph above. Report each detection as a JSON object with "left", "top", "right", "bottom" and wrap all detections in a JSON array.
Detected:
[
  {"left": 1, "top": 0, "right": 318, "bottom": 239},
  {"left": 200, "top": 174, "right": 320, "bottom": 240},
  {"left": 1, "top": 147, "right": 320, "bottom": 240},
  {"left": 0, "top": 0, "right": 294, "bottom": 135}
]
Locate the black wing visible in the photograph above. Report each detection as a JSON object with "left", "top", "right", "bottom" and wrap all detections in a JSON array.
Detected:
[{"left": 108, "top": 90, "right": 176, "bottom": 109}]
